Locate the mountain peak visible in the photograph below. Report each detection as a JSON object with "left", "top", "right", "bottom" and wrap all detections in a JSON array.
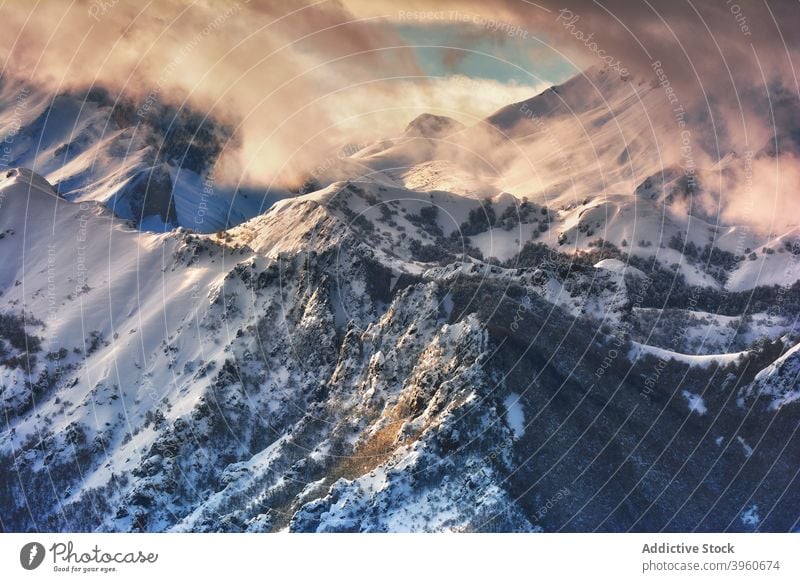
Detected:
[
  {"left": 1, "top": 167, "right": 58, "bottom": 197},
  {"left": 484, "top": 66, "right": 631, "bottom": 132},
  {"left": 403, "top": 113, "right": 464, "bottom": 139}
]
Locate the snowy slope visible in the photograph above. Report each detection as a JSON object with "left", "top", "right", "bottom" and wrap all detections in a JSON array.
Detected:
[
  {"left": 0, "top": 80, "right": 285, "bottom": 232},
  {"left": 1, "top": 169, "right": 799, "bottom": 532},
  {"left": 745, "top": 342, "right": 800, "bottom": 409}
]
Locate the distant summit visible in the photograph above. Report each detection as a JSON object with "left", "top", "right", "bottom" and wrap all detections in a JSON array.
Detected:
[{"left": 403, "top": 113, "right": 465, "bottom": 139}]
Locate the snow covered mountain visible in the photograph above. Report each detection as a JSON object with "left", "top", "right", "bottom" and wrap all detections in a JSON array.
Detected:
[
  {"left": 0, "top": 79, "right": 286, "bottom": 232},
  {"left": 1, "top": 66, "right": 800, "bottom": 532}
]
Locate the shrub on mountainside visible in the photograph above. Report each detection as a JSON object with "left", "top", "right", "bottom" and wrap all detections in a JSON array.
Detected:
[
  {"left": 459, "top": 200, "right": 496, "bottom": 236},
  {"left": 0, "top": 312, "right": 43, "bottom": 371}
]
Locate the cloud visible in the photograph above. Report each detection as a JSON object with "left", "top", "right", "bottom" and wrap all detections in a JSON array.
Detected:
[
  {"left": 346, "top": 0, "right": 800, "bottom": 234},
  {"left": 720, "top": 153, "right": 800, "bottom": 233},
  {"left": 1, "top": 0, "right": 798, "bottom": 234},
  {"left": 0, "top": 0, "right": 421, "bottom": 183},
  {"left": 0, "top": 1, "right": 544, "bottom": 186}
]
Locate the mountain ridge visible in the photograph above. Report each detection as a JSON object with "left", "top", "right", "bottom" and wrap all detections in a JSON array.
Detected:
[{"left": 1, "top": 165, "right": 798, "bottom": 531}]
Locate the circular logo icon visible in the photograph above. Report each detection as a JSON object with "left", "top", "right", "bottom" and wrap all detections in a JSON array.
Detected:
[{"left": 20, "top": 542, "right": 46, "bottom": 570}]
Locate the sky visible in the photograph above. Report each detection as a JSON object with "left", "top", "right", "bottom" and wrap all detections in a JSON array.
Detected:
[{"left": 392, "top": 22, "right": 572, "bottom": 86}]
